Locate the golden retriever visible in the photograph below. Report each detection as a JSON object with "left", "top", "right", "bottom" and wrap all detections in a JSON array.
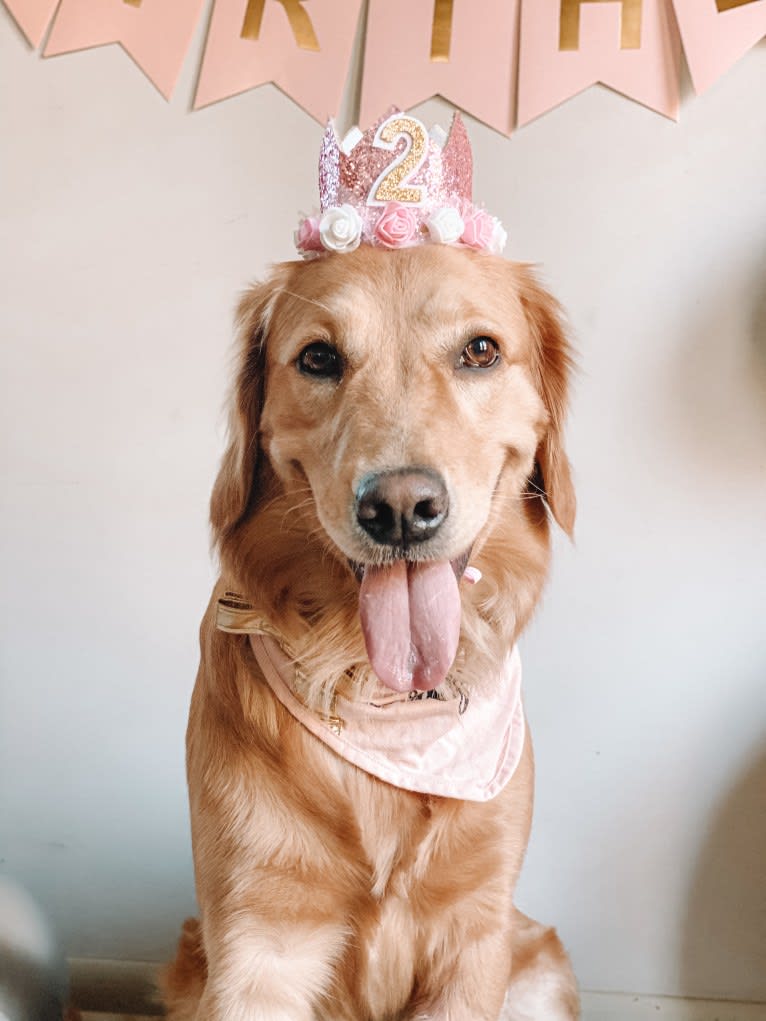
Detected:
[{"left": 163, "top": 242, "right": 579, "bottom": 1021}]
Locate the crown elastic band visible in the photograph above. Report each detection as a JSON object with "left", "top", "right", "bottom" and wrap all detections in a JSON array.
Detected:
[{"left": 294, "top": 109, "right": 507, "bottom": 258}]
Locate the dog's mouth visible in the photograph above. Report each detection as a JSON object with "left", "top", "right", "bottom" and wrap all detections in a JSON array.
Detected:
[{"left": 348, "top": 550, "right": 473, "bottom": 693}]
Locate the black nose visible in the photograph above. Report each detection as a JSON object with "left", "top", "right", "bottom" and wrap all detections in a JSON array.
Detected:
[{"left": 355, "top": 468, "right": 449, "bottom": 547}]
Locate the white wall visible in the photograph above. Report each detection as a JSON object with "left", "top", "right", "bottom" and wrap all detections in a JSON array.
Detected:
[{"left": 1, "top": 7, "right": 764, "bottom": 1000}]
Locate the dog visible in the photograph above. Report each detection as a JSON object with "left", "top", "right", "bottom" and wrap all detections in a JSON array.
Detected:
[{"left": 162, "top": 237, "right": 579, "bottom": 1020}]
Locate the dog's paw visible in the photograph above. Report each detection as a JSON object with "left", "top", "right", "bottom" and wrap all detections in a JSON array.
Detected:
[{"left": 502, "top": 955, "right": 580, "bottom": 1021}]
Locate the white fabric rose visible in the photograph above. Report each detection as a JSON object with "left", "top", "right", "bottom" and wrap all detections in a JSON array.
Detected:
[
  {"left": 319, "top": 204, "right": 363, "bottom": 253},
  {"left": 488, "top": 217, "right": 508, "bottom": 256},
  {"left": 426, "top": 206, "right": 465, "bottom": 246}
]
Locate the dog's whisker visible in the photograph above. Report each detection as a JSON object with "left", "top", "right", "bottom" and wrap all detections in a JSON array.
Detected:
[
  {"left": 274, "top": 286, "right": 335, "bottom": 315},
  {"left": 278, "top": 498, "right": 318, "bottom": 529}
]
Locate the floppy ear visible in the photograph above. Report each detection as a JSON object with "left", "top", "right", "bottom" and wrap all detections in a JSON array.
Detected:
[
  {"left": 517, "top": 265, "right": 577, "bottom": 538},
  {"left": 210, "top": 267, "right": 288, "bottom": 546}
]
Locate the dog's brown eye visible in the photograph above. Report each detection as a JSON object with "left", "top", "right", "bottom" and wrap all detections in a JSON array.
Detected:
[
  {"left": 460, "top": 337, "right": 499, "bottom": 369},
  {"left": 298, "top": 341, "right": 342, "bottom": 379}
]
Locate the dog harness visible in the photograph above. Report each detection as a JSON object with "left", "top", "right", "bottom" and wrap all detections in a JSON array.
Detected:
[{"left": 217, "top": 597, "right": 525, "bottom": 803}]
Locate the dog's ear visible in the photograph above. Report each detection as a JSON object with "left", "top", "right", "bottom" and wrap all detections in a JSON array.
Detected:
[
  {"left": 210, "top": 267, "right": 288, "bottom": 546},
  {"left": 517, "top": 265, "right": 576, "bottom": 538}
]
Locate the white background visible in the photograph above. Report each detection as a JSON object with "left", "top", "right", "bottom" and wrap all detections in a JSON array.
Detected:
[{"left": 1, "top": 6, "right": 764, "bottom": 1002}]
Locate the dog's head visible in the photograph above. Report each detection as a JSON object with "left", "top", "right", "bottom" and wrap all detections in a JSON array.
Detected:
[{"left": 212, "top": 244, "right": 574, "bottom": 700}]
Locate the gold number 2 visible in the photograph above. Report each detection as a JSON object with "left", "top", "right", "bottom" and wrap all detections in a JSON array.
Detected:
[{"left": 369, "top": 115, "right": 429, "bottom": 206}]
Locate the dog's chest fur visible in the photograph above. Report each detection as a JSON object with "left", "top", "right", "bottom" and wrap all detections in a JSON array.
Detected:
[{"left": 285, "top": 723, "right": 520, "bottom": 1016}]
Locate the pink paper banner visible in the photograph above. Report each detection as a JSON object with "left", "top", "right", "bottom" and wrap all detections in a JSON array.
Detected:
[
  {"left": 195, "top": 0, "right": 363, "bottom": 120},
  {"left": 673, "top": 0, "right": 766, "bottom": 94},
  {"left": 518, "top": 0, "right": 681, "bottom": 126},
  {"left": 43, "top": 0, "right": 206, "bottom": 100},
  {"left": 2, "top": 0, "right": 60, "bottom": 46},
  {"left": 360, "top": 0, "right": 520, "bottom": 137}
]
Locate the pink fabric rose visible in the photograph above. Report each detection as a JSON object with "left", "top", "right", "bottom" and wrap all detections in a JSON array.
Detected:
[
  {"left": 461, "top": 208, "right": 495, "bottom": 251},
  {"left": 374, "top": 202, "right": 419, "bottom": 248},
  {"left": 294, "top": 216, "right": 323, "bottom": 254}
]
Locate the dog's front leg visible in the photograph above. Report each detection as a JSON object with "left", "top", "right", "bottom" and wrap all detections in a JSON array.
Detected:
[
  {"left": 411, "top": 930, "right": 512, "bottom": 1021},
  {"left": 193, "top": 897, "right": 349, "bottom": 1021},
  {"left": 185, "top": 644, "right": 360, "bottom": 1021},
  {"left": 188, "top": 782, "right": 352, "bottom": 1020}
]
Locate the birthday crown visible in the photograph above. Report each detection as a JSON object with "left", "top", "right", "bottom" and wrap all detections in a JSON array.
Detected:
[{"left": 294, "top": 109, "right": 507, "bottom": 258}]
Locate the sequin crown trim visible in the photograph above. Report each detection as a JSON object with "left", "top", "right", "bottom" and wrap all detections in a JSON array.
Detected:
[{"left": 294, "top": 108, "right": 507, "bottom": 259}]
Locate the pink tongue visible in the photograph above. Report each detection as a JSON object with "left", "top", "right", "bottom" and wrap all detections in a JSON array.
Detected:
[{"left": 358, "top": 561, "right": 461, "bottom": 692}]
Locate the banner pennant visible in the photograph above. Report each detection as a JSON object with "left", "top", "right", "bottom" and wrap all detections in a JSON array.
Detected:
[
  {"left": 42, "top": 0, "right": 206, "bottom": 101},
  {"left": 672, "top": 0, "right": 766, "bottom": 95},
  {"left": 194, "top": 0, "right": 363, "bottom": 122},
  {"left": 359, "top": 0, "right": 520, "bottom": 137},
  {"left": 518, "top": 0, "right": 682, "bottom": 127},
  {"left": 2, "top": 0, "right": 61, "bottom": 47}
]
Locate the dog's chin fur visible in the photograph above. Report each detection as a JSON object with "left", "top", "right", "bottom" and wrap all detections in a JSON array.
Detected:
[{"left": 164, "top": 245, "right": 580, "bottom": 1021}]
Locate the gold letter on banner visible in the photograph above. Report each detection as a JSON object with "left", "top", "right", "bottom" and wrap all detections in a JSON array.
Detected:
[
  {"left": 430, "top": 0, "right": 454, "bottom": 61},
  {"left": 559, "top": 0, "right": 642, "bottom": 50},
  {"left": 241, "top": 0, "right": 320, "bottom": 50},
  {"left": 716, "top": 0, "right": 759, "bottom": 9}
]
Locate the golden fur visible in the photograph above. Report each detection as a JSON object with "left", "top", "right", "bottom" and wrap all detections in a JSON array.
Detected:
[{"left": 163, "top": 245, "right": 580, "bottom": 1021}]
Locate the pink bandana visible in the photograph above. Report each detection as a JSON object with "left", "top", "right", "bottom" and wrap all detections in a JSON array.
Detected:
[{"left": 216, "top": 598, "right": 524, "bottom": 802}]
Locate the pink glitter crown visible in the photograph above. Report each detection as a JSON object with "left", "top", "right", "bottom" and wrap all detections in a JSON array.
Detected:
[{"left": 294, "top": 109, "right": 507, "bottom": 258}]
